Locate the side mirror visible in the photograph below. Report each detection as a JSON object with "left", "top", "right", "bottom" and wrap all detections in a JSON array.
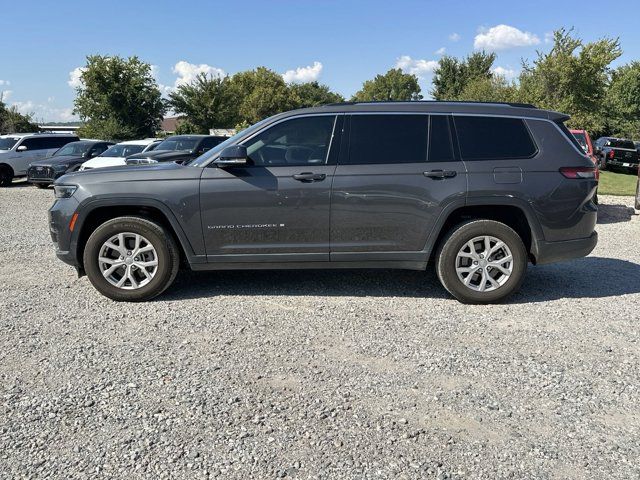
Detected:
[
  {"left": 17, "top": 145, "right": 27, "bottom": 152},
  {"left": 215, "top": 145, "right": 248, "bottom": 166}
]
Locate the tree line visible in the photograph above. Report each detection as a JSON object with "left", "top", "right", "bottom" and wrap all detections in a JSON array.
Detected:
[{"left": 5, "top": 28, "right": 639, "bottom": 140}]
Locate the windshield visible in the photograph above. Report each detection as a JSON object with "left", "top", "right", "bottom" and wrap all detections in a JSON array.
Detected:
[
  {"left": 155, "top": 137, "right": 199, "bottom": 152},
  {"left": 100, "top": 144, "right": 146, "bottom": 157},
  {"left": 188, "top": 118, "right": 271, "bottom": 167},
  {"left": 0, "top": 137, "right": 19, "bottom": 150},
  {"left": 54, "top": 141, "right": 92, "bottom": 157}
]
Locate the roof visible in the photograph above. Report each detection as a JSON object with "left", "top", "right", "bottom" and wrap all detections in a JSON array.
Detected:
[
  {"left": 117, "top": 138, "right": 160, "bottom": 146},
  {"left": 0, "top": 132, "right": 78, "bottom": 138},
  {"left": 270, "top": 101, "right": 568, "bottom": 122}
]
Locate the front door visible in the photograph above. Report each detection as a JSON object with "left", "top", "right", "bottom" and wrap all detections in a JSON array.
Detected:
[
  {"left": 200, "top": 114, "right": 342, "bottom": 263},
  {"left": 330, "top": 114, "right": 467, "bottom": 260}
]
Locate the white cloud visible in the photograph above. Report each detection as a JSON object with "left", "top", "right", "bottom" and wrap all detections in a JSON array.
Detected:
[
  {"left": 12, "top": 100, "right": 77, "bottom": 122},
  {"left": 0, "top": 79, "right": 9, "bottom": 86},
  {"left": 435, "top": 47, "right": 446, "bottom": 55},
  {"left": 449, "top": 33, "right": 461, "bottom": 42},
  {"left": 474, "top": 24, "right": 540, "bottom": 51},
  {"left": 282, "top": 61, "right": 323, "bottom": 83},
  {"left": 68, "top": 67, "right": 85, "bottom": 88},
  {"left": 492, "top": 66, "right": 518, "bottom": 79},
  {"left": 172, "top": 61, "right": 225, "bottom": 87},
  {"left": 1, "top": 90, "right": 12, "bottom": 101},
  {"left": 395, "top": 55, "right": 439, "bottom": 78},
  {"left": 544, "top": 31, "right": 554, "bottom": 44}
]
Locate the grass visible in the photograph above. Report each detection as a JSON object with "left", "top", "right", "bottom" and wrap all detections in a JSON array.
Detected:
[{"left": 598, "top": 170, "right": 638, "bottom": 196}]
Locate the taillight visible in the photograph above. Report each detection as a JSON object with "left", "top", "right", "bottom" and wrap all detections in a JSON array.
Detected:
[
  {"left": 608, "top": 150, "right": 615, "bottom": 159},
  {"left": 559, "top": 167, "right": 597, "bottom": 179}
]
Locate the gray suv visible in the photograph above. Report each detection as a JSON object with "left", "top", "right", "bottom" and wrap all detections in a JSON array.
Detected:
[{"left": 48, "top": 102, "right": 598, "bottom": 303}]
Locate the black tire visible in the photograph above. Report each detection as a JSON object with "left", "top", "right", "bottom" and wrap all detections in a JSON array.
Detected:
[
  {"left": 435, "top": 220, "right": 528, "bottom": 304},
  {"left": 635, "top": 177, "right": 640, "bottom": 210},
  {"left": 83, "top": 216, "right": 180, "bottom": 302},
  {"left": 0, "top": 166, "right": 13, "bottom": 187},
  {"left": 34, "top": 183, "right": 50, "bottom": 189}
]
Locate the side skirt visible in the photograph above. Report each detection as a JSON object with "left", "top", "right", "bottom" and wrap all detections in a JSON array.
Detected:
[{"left": 190, "top": 260, "right": 427, "bottom": 271}]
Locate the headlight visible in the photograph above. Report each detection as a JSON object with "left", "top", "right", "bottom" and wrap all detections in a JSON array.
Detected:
[{"left": 53, "top": 185, "right": 77, "bottom": 198}]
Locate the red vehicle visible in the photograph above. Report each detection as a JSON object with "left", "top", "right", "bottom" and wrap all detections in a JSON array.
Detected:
[{"left": 570, "top": 129, "right": 598, "bottom": 165}]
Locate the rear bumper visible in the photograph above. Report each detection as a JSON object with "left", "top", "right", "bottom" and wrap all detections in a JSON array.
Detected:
[{"left": 534, "top": 231, "right": 598, "bottom": 265}]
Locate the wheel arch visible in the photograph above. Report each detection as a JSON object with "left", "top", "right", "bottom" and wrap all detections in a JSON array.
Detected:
[
  {"left": 73, "top": 198, "right": 202, "bottom": 270},
  {"left": 427, "top": 198, "right": 545, "bottom": 264}
]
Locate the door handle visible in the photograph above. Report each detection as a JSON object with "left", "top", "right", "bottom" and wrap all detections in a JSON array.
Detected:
[
  {"left": 423, "top": 170, "right": 457, "bottom": 179},
  {"left": 292, "top": 172, "right": 326, "bottom": 182}
]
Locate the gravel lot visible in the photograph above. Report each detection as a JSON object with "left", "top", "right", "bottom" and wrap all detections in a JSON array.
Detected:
[{"left": 1, "top": 182, "right": 639, "bottom": 479}]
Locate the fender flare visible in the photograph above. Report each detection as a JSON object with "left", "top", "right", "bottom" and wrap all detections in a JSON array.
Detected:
[{"left": 71, "top": 196, "right": 204, "bottom": 265}]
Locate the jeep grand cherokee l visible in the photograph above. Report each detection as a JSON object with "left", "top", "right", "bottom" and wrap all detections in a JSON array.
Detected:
[{"left": 48, "top": 102, "right": 598, "bottom": 303}]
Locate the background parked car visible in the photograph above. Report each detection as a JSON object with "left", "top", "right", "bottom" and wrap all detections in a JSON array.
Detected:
[
  {"left": 570, "top": 129, "right": 598, "bottom": 164},
  {"left": 0, "top": 133, "right": 79, "bottom": 186},
  {"left": 27, "top": 140, "right": 114, "bottom": 188},
  {"left": 79, "top": 139, "right": 160, "bottom": 170},
  {"left": 594, "top": 137, "right": 639, "bottom": 173},
  {"left": 125, "top": 135, "right": 227, "bottom": 165}
]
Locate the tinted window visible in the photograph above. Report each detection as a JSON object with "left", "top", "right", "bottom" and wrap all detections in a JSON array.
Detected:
[
  {"left": 199, "top": 137, "right": 224, "bottom": 152},
  {"left": 244, "top": 115, "right": 336, "bottom": 166},
  {"left": 101, "top": 144, "right": 145, "bottom": 157},
  {"left": 346, "top": 114, "right": 428, "bottom": 165},
  {"left": 88, "top": 143, "right": 109, "bottom": 156},
  {"left": 454, "top": 116, "right": 537, "bottom": 160},
  {"left": 155, "top": 137, "right": 199, "bottom": 151},
  {"left": 429, "top": 115, "right": 454, "bottom": 162},
  {"left": 607, "top": 139, "right": 635, "bottom": 149}
]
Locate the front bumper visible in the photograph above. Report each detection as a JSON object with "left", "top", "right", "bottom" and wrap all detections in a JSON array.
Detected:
[
  {"left": 534, "top": 231, "right": 598, "bottom": 265},
  {"left": 48, "top": 197, "right": 81, "bottom": 267}
]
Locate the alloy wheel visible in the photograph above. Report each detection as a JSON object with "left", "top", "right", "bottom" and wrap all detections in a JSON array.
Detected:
[
  {"left": 455, "top": 235, "right": 513, "bottom": 292},
  {"left": 98, "top": 232, "right": 158, "bottom": 290}
]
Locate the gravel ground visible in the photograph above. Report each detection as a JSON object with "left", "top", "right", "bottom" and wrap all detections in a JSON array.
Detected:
[{"left": 1, "top": 182, "right": 639, "bottom": 479}]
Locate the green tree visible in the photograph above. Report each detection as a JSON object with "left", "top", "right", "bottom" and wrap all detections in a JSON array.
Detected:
[
  {"left": 456, "top": 76, "right": 517, "bottom": 103},
  {"left": 432, "top": 51, "right": 496, "bottom": 100},
  {"left": 73, "top": 55, "right": 166, "bottom": 140},
  {"left": 228, "top": 67, "right": 294, "bottom": 124},
  {"left": 0, "top": 100, "right": 37, "bottom": 134},
  {"left": 168, "top": 73, "right": 235, "bottom": 133},
  {"left": 351, "top": 68, "right": 422, "bottom": 102},
  {"left": 289, "top": 81, "right": 344, "bottom": 108},
  {"left": 605, "top": 61, "right": 640, "bottom": 138},
  {"left": 517, "top": 28, "right": 621, "bottom": 134}
]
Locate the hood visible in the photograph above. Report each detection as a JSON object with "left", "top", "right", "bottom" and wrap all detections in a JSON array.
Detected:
[
  {"left": 127, "top": 149, "right": 192, "bottom": 162},
  {"left": 30, "top": 155, "right": 85, "bottom": 167},
  {"left": 80, "top": 156, "right": 127, "bottom": 169},
  {"left": 57, "top": 161, "right": 195, "bottom": 186}
]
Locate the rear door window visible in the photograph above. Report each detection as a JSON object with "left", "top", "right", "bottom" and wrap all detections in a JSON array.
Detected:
[
  {"left": 346, "top": 114, "right": 428, "bottom": 165},
  {"left": 454, "top": 116, "right": 537, "bottom": 160}
]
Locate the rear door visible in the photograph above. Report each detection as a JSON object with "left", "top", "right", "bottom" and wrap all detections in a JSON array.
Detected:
[{"left": 330, "top": 113, "right": 467, "bottom": 260}]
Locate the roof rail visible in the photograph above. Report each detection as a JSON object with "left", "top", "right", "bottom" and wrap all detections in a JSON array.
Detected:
[{"left": 322, "top": 100, "right": 537, "bottom": 109}]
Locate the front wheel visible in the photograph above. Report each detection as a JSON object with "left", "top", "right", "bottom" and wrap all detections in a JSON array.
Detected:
[
  {"left": 34, "top": 183, "right": 50, "bottom": 189},
  {"left": 83, "top": 217, "right": 180, "bottom": 301},
  {"left": 435, "top": 220, "right": 528, "bottom": 304}
]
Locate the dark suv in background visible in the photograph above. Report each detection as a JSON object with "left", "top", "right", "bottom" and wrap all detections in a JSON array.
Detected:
[
  {"left": 48, "top": 102, "right": 598, "bottom": 303},
  {"left": 125, "top": 135, "right": 227, "bottom": 165},
  {"left": 27, "top": 140, "right": 114, "bottom": 187}
]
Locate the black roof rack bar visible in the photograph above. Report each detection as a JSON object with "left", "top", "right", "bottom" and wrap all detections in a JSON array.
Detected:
[{"left": 323, "top": 100, "right": 537, "bottom": 109}]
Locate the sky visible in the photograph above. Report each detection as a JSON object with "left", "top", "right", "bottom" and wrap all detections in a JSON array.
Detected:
[{"left": 1, "top": 0, "right": 639, "bottom": 122}]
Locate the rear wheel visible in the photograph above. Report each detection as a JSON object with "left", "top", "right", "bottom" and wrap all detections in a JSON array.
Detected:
[
  {"left": 83, "top": 216, "right": 180, "bottom": 302},
  {"left": 436, "top": 220, "right": 528, "bottom": 304},
  {"left": 0, "top": 166, "right": 13, "bottom": 187}
]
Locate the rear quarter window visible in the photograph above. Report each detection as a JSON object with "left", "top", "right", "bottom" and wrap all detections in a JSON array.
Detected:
[{"left": 453, "top": 116, "right": 537, "bottom": 160}]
